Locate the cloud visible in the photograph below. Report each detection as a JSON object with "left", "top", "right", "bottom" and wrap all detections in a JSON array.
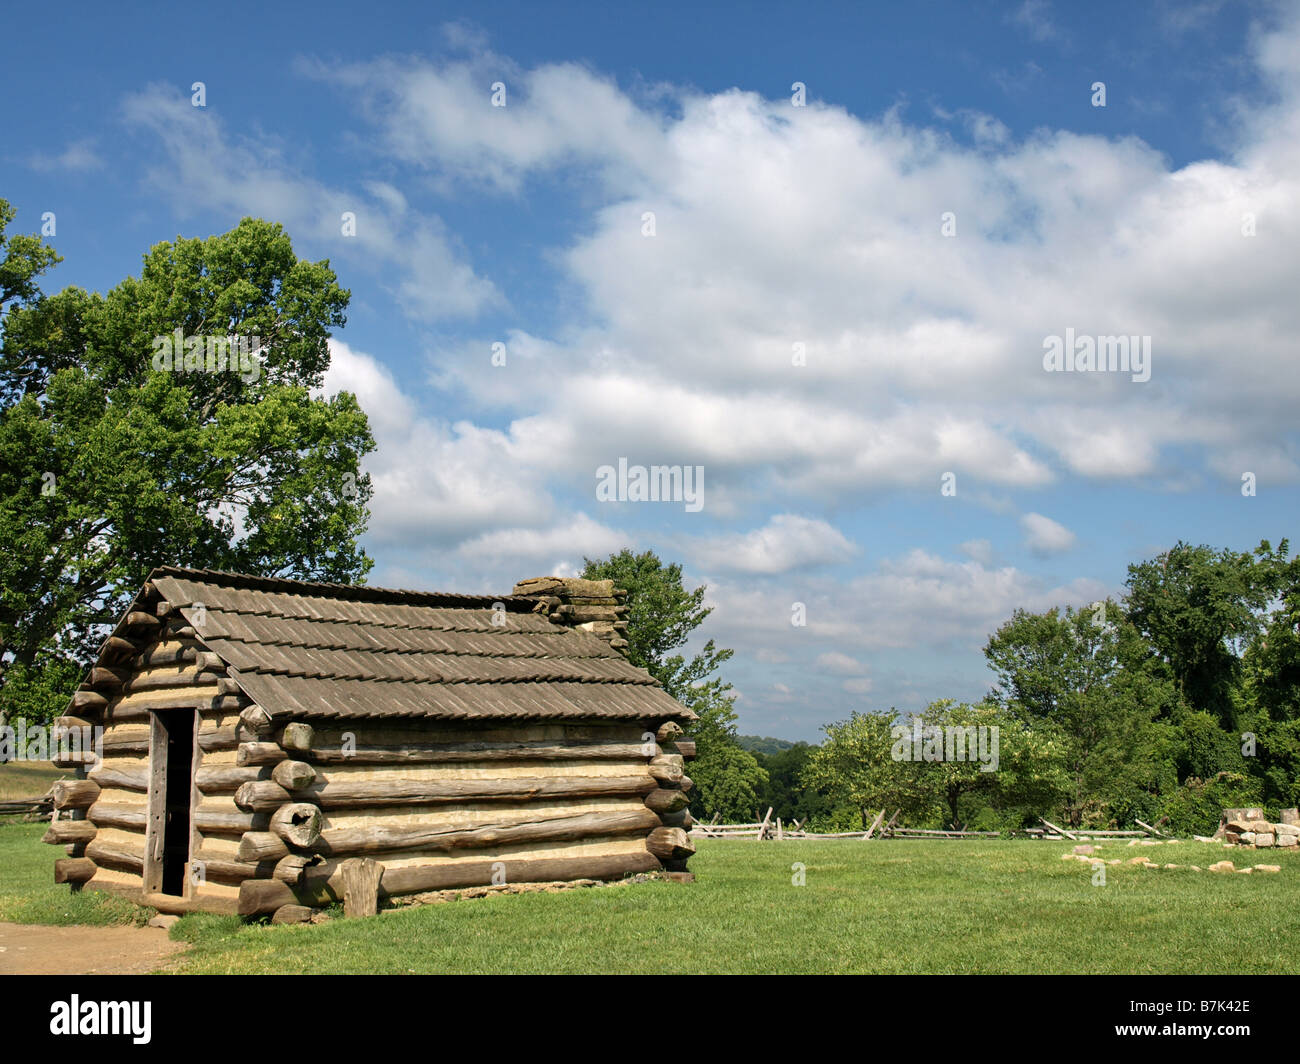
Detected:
[
  {"left": 28, "top": 139, "right": 104, "bottom": 173},
  {"left": 121, "top": 86, "right": 500, "bottom": 321},
  {"left": 816, "top": 652, "right": 867, "bottom": 675},
  {"left": 1008, "top": 1, "right": 1061, "bottom": 43},
  {"left": 1020, "top": 512, "right": 1077, "bottom": 555},
  {"left": 685, "top": 515, "right": 857, "bottom": 574}
]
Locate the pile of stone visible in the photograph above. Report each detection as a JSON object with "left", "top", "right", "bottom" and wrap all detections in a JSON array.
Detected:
[
  {"left": 1221, "top": 807, "right": 1299, "bottom": 849},
  {"left": 513, "top": 577, "right": 631, "bottom": 652}
]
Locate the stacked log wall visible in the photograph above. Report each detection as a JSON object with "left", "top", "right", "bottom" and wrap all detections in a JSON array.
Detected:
[
  {"left": 46, "top": 584, "right": 256, "bottom": 914},
  {"left": 238, "top": 716, "right": 697, "bottom": 915}
]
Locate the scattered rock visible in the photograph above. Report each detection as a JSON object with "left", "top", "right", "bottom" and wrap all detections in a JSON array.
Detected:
[
  {"left": 1163, "top": 864, "right": 1180, "bottom": 870},
  {"left": 1129, "top": 856, "right": 1151, "bottom": 865},
  {"left": 1236, "top": 867, "right": 1254, "bottom": 874},
  {"left": 1254, "top": 865, "right": 1281, "bottom": 874},
  {"left": 1209, "top": 861, "right": 1236, "bottom": 873},
  {"left": 1188, "top": 866, "right": 1202, "bottom": 872},
  {"left": 1073, "top": 844, "right": 1096, "bottom": 856},
  {"left": 146, "top": 915, "right": 179, "bottom": 930}
]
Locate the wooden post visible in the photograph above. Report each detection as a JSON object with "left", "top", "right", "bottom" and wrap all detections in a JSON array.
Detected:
[
  {"left": 341, "top": 857, "right": 383, "bottom": 918},
  {"left": 757, "top": 807, "right": 773, "bottom": 841},
  {"left": 1136, "top": 818, "right": 1170, "bottom": 839},
  {"left": 863, "top": 808, "right": 885, "bottom": 840}
]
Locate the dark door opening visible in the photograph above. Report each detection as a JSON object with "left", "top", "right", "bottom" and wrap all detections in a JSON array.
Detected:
[{"left": 155, "top": 710, "right": 195, "bottom": 897}]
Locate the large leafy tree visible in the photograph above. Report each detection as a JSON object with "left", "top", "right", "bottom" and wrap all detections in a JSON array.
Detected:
[
  {"left": 1124, "top": 541, "right": 1276, "bottom": 729},
  {"left": 582, "top": 549, "right": 767, "bottom": 820},
  {"left": 984, "top": 601, "right": 1178, "bottom": 826},
  {"left": 0, "top": 202, "right": 374, "bottom": 725}
]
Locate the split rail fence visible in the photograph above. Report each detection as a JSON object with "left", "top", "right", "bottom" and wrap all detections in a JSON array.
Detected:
[{"left": 692, "top": 809, "right": 1175, "bottom": 842}]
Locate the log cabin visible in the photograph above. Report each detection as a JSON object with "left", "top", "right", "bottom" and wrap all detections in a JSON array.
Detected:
[{"left": 44, "top": 567, "right": 697, "bottom": 920}]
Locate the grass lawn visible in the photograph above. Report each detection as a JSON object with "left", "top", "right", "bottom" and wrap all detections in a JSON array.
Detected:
[
  {"left": 4, "top": 823, "right": 1299, "bottom": 973},
  {"left": 0, "top": 760, "right": 67, "bottom": 800}
]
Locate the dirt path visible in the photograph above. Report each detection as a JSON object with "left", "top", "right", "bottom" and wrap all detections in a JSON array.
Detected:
[{"left": 0, "top": 922, "right": 187, "bottom": 975}]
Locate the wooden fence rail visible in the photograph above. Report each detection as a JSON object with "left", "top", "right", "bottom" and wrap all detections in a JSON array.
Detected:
[{"left": 693, "top": 810, "right": 1172, "bottom": 842}]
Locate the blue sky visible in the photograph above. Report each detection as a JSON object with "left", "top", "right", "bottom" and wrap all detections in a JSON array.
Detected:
[{"left": 4, "top": 0, "right": 1298, "bottom": 740}]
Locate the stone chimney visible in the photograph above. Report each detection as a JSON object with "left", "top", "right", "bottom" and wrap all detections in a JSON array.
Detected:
[{"left": 512, "top": 577, "right": 630, "bottom": 653}]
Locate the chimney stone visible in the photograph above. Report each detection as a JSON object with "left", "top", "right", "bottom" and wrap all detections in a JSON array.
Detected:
[{"left": 512, "top": 576, "right": 630, "bottom": 653}]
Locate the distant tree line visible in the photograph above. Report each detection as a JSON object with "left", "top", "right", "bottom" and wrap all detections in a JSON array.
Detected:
[{"left": 746, "top": 540, "right": 1299, "bottom": 837}]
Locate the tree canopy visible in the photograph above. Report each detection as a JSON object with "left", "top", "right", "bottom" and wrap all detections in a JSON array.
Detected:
[{"left": 0, "top": 201, "right": 374, "bottom": 725}]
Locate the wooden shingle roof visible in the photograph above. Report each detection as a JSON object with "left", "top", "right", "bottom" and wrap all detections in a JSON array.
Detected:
[{"left": 146, "top": 567, "right": 695, "bottom": 724}]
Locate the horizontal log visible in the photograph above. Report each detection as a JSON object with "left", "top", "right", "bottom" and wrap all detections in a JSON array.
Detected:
[
  {"left": 669, "top": 739, "right": 696, "bottom": 760},
  {"left": 646, "top": 827, "right": 695, "bottom": 861},
  {"left": 280, "top": 723, "right": 314, "bottom": 752},
  {"left": 374, "top": 851, "right": 662, "bottom": 901},
  {"left": 272, "top": 760, "right": 316, "bottom": 791},
  {"left": 315, "top": 807, "right": 662, "bottom": 858},
  {"left": 71, "top": 690, "right": 109, "bottom": 712},
  {"left": 274, "top": 853, "right": 319, "bottom": 886},
  {"left": 125, "top": 611, "right": 162, "bottom": 630},
  {"left": 120, "top": 670, "right": 237, "bottom": 697},
  {"left": 237, "top": 742, "right": 288, "bottom": 767},
  {"left": 239, "top": 704, "right": 274, "bottom": 736},
  {"left": 101, "top": 636, "right": 140, "bottom": 660},
  {"left": 87, "top": 762, "right": 266, "bottom": 795},
  {"left": 89, "top": 667, "right": 131, "bottom": 688},
  {"left": 304, "top": 740, "right": 657, "bottom": 765},
  {"left": 238, "top": 878, "right": 300, "bottom": 917},
  {"left": 300, "top": 774, "right": 656, "bottom": 810},
  {"left": 87, "top": 880, "right": 240, "bottom": 917},
  {"left": 87, "top": 727, "right": 243, "bottom": 756},
  {"left": 88, "top": 763, "right": 146, "bottom": 791},
  {"left": 53, "top": 715, "right": 95, "bottom": 732},
  {"left": 86, "top": 836, "right": 144, "bottom": 873},
  {"left": 645, "top": 788, "right": 690, "bottom": 814},
  {"left": 271, "top": 803, "right": 323, "bottom": 848},
  {"left": 52, "top": 779, "right": 101, "bottom": 810},
  {"left": 105, "top": 694, "right": 248, "bottom": 721},
  {"left": 235, "top": 780, "right": 292, "bottom": 812},
  {"left": 51, "top": 750, "right": 98, "bottom": 768},
  {"left": 43, "top": 820, "right": 98, "bottom": 846},
  {"left": 192, "top": 851, "right": 276, "bottom": 886},
  {"left": 137, "top": 643, "right": 198, "bottom": 668},
  {"left": 648, "top": 755, "right": 684, "bottom": 784},
  {"left": 87, "top": 800, "right": 268, "bottom": 835},
  {"left": 197, "top": 765, "right": 270, "bottom": 794},
  {"left": 55, "top": 857, "right": 98, "bottom": 885},
  {"left": 656, "top": 721, "right": 684, "bottom": 743},
  {"left": 238, "top": 832, "right": 290, "bottom": 863},
  {"left": 657, "top": 808, "right": 696, "bottom": 830}
]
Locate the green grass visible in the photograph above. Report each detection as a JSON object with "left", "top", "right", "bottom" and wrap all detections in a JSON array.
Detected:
[
  {"left": 0, "top": 822, "right": 150, "bottom": 926},
  {"left": 5, "top": 827, "right": 1299, "bottom": 972},
  {"left": 0, "top": 760, "right": 67, "bottom": 800}
]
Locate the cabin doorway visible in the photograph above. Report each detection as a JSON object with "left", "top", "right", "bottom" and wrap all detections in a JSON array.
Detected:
[{"left": 145, "top": 709, "right": 197, "bottom": 897}]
